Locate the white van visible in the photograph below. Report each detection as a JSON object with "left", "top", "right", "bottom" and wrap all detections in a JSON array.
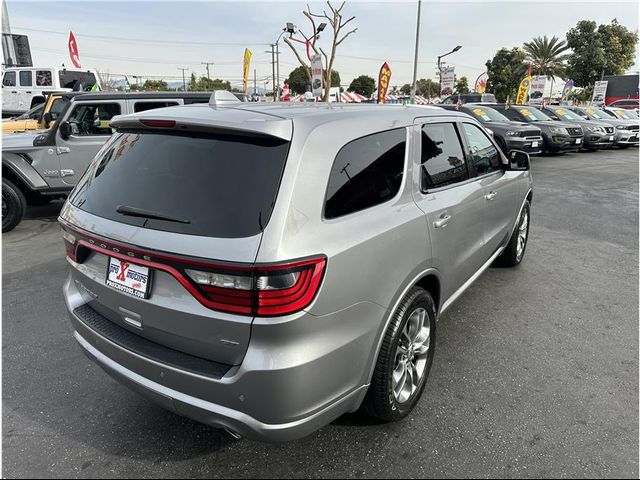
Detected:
[{"left": 2, "top": 66, "right": 101, "bottom": 117}]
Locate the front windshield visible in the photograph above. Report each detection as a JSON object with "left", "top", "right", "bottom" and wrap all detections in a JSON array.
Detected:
[
  {"left": 612, "top": 108, "right": 637, "bottom": 120},
  {"left": 14, "top": 103, "right": 44, "bottom": 121},
  {"left": 48, "top": 98, "right": 68, "bottom": 122},
  {"left": 581, "top": 108, "right": 608, "bottom": 120},
  {"left": 516, "top": 107, "right": 552, "bottom": 122},
  {"left": 467, "top": 106, "right": 510, "bottom": 123},
  {"left": 550, "top": 107, "right": 582, "bottom": 121}
]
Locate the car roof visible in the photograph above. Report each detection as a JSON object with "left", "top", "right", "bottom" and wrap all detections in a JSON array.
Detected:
[
  {"left": 110, "top": 102, "right": 469, "bottom": 140},
  {"left": 70, "top": 91, "right": 213, "bottom": 102}
]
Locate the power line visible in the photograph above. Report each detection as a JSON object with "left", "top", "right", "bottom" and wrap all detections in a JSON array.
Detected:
[{"left": 13, "top": 26, "right": 271, "bottom": 47}]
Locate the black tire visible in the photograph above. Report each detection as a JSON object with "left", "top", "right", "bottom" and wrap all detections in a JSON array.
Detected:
[
  {"left": 494, "top": 200, "right": 530, "bottom": 268},
  {"left": 2, "top": 178, "right": 26, "bottom": 233},
  {"left": 361, "top": 287, "right": 436, "bottom": 422}
]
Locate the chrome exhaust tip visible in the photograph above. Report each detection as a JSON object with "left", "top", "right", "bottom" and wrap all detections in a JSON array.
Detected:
[{"left": 224, "top": 427, "right": 242, "bottom": 440}]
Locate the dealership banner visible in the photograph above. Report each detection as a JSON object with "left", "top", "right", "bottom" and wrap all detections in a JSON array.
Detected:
[
  {"left": 515, "top": 75, "right": 532, "bottom": 105},
  {"left": 474, "top": 72, "right": 488, "bottom": 93},
  {"left": 591, "top": 81, "right": 608, "bottom": 106},
  {"left": 440, "top": 67, "right": 455, "bottom": 95},
  {"left": 529, "top": 75, "right": 546, "bottom": 105},
  {"left": 560, "top": 80, "right": 574, "bottom": 105},
  {"left": 68, "top": 31, "right": 81, "bottom": 68},
  {"left": 377, "top": 62, "right": 391, "bottom": 104},
  {"left": 311, "top": 54, "right": 323, "bottom": 97},
  {"left": 243, "top": 48, "right": 252, "bottom": 96}
]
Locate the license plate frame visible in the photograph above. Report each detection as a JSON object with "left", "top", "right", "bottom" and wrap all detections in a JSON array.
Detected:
[
  {"left": 106, "top": 257, "right": 152, "bottom": 299},
  {"left": 575, "top": 138, "right": 582, "bottom": 144}
]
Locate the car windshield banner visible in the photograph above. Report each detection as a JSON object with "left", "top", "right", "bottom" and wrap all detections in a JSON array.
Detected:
[
  {"left": 440, "top": 67, "right": 455, "bottom": 95},
  {"left": 515, "top": 76, "right": 532, "bottom": 105},
  {"left": 591, "top": 81, "right": 608, "bottom": 107},
  {"left": 311, "top": 54, "right": 323, "bottom": 97},
  {"left": 377, "top": 62, "right": 391, "bottom": 104},
  {"left": 560, "top": 79, "right": 574, "bottom": 105},
  {"left": 243, "top": 48, "right": 252, "bottom": 96},
  {"left": 68, "top": 31, "right": 81, "bottom": 68},
  {"left": 529, "top": 75, "right": 546, "bottom": 105}
]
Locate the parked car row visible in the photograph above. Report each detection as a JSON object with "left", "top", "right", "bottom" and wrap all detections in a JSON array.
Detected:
[{"left": 435, "top": 101, "right": 638, "bottom": 155}]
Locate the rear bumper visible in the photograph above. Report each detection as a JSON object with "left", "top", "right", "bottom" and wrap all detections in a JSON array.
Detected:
[{"left": 64, "top": 276, "right": 380, "bottom": 442}]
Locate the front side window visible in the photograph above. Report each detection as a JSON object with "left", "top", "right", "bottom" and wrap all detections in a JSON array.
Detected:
[
  {"left": 462, "top": 123, "right": 503, "bottom": 176},
  {"left": 66, "top": 103, "right": 121, "bottom": 136},
  {"left": 421, "top": 123, "right": 467, "bottom": 190},
  {"left": 19, "top": 71, "right": 32, "bottom": 87},
  {"left": 325, "top": 128, "right": 406, "bottom": 219},
  {"left": 134, "top": 101, "right": 179, "bottom": 113},
  {"left": 3, "top": 71, "right": 16, "bottom": 86},
  {"left": 36, "top": 70, "right": 53, "bottom": 86},
  {"left": 48, "top": 97, "right": 68, "bottom": 122}
]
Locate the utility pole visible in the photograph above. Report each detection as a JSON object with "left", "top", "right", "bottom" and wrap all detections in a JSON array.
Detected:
[
  {"left": 270, "top": 44, "right": 276, "bottom": 101},
  {"left": 410, "top": 0, "right": 422, "bottom": 102},
  {"left": 1, "top": 0, "right": 16, "bottom": 66},
  {"left": 201, "top": 61, "right": 214, "bottom": 81},
  {"left": 254, "top": 68, "right": 257, "bottom": 95},
  {"left": 178, "top": 67, "right": 188, "bottom": 91},
  {"left": 275, "top": 42, "right": 281, "bottom": 101}
]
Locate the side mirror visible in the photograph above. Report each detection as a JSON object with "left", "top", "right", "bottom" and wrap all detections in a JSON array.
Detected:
[
  {"left": 509, "top": 150, "right": 530, "bottom": 171},
  {"left": 58, "top": 121, "right": 71, "bottom": 140},
  {"left": 42, "top": 112, "right": 52, "bottom": 128}
]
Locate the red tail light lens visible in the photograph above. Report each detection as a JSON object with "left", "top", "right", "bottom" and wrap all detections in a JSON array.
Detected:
[
  {"left": 61, "top": 229, "right": 78, "bottom": 262},
  {"left": 185, "top": 257, "right": 326, "bottom": 316},
  {"left": 140, "top": 119, "right": 176, "bottom": 128}
]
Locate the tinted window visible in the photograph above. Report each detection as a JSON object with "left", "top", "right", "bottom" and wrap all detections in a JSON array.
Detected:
[
  {"left": 3, "top": 71, "right": 16, "bottom": 86},
  {"left": 49, "top": 97, "right": 68, "bottom": 121},
  {"left": 462, "top": 123, "right": 503, "bottom": 176},
  {"left": 58, "top": 70, "right": 97, "bottom": 90},
  {"left": 19, "top": 71, "right": 32, "bottom": 86},
  {"left": 515, "top": 107, "right": 552, "bottom": 122},
  {"left": 325, "top": 129, "right": 406, "bottom": 219},
  {"left": 442, "top": 95, "right": 458, "bottom": 105},
  {"left": 134, "top": 101, "right": 179, "bottom": 113},
  {"left": 466, "top": 106, "right": 510, "bottom": 123},
  {"left": 69, "top": 131, "right": 290, "bottom": 238},
  {"left": 421, "top": 123, "right": 467, "bottom": 189},
  {"left": 36, "top": 70, "right": 52, "bottom": 86},
  {"left": 66, "top": 103, "right": 121, "bottom": 136}
]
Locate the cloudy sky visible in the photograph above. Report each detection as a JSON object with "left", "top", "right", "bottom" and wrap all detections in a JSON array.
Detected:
[{"left": 6, "top": 0, "right": 639, "bottom": 89}]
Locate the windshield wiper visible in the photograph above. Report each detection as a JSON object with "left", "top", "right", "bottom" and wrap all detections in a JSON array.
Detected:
[{"left": 116, "top": 205, "right": 190, "bottom": 224}]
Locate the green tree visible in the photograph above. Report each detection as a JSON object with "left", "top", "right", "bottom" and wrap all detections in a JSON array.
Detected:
[
  {"left": 325, "top": 69, "right": 341, "bottom": 89},
  {"left": 348, "top": 75, "right": 376, "bottom": 96},
  {"left": 400, "top": 83, "right": 411, "bottom": 95},
  {"left": 190, "top": 76, "right": 231, "bottom": 91},
  {"left": 286, "top": 67, "right": 340, "bottom": 94},
  {"left": 566, "top": 19, "right": 638, "bottom": 87},
  {"left": 415, "top": 78, "right": 440, "bottom": 97},
  {"left": 142, "top": 80, "right": 169, "bottom": 91},
  {"left": 523, "top": 35, "right": 570, "bottom": 79},
  {"left": 454, "top": 76, "right": 470, "bottom": 94},
  {"left": 485, "top": 47, "right": 528, "bottom": 102},
  {"left": 188, "top": 72, "right": 197, "bottom": 91}
]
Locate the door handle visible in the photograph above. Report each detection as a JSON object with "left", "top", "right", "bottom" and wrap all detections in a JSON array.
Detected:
[
  {"left": 56, "top": 147, "right": 70, "bottom": 155},
  {"left": 485, "top": 191, "right": 497, "bottom": 201},
  {"left": 433, "top": 214, "right": 451, "bottom": 229}
]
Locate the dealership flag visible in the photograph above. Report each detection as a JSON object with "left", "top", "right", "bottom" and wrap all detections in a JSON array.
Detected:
[
  {"left": 377, "top": 63, "right": 391, "bottom": 104},
  {"left": 560, "top": 80, "right": 574, "bottom": 105},
  {"left": 515, "top": 76, "right": 532, "bottom": 105},
  {"left": 474, "top": 72, "right": 488, "bottom": 94},
  {"left": 68, "top": 31, "right": 81, "bottom": 68},
  {"left": 243, "top": 48, "right": 252, "bottom": 96}
]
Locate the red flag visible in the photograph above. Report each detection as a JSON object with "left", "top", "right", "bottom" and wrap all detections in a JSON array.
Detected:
[
  {"left": 68, "top": 31, "right": 81, "bottom": 68},
  {"left": 377, "top": 62, "right": 391, "bottom": 104}
]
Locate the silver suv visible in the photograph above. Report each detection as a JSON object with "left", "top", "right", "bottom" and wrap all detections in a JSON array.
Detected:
[{"left": 60, "top": 93, "right": 533, "bottom": 442}]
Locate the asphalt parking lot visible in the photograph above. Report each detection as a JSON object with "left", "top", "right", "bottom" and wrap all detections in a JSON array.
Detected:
[{"left": 3, "top": 148, "right": 638, "bottom": 479}]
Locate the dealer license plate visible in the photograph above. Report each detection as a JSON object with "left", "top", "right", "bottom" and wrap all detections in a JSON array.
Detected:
[
  {"left": 575, "top": 138, "right": 582, "bottom": 144},
  {"left": 106, "top": 257, "right": 151, "bottom": 299},
  {"left": 609, "top": 136, "right": 614, "bottom": 141},
  {"left": 532, "top": 141, "right": 539, "bottom": 148}
]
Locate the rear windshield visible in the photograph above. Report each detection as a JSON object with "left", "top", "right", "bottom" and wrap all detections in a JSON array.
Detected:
[
  {"left": 69, "top": 131, "right": 290, "bottom": 238},
  {"left": 58, "top": 70, "right": 98, "bottom": 90}
]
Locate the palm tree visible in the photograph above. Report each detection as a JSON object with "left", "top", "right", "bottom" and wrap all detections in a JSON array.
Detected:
[{"left": 523, "top": 35, "right": 571, "bottom": 79}]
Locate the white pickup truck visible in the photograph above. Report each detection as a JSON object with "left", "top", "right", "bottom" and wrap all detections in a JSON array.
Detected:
[{"left": 2, "top": 66, "right": 100, "bottom": 117}]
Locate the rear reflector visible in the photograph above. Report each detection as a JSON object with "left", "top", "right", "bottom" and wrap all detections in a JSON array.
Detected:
[{"left": 140, "top": 119, "right": 176, "bottom": 128}]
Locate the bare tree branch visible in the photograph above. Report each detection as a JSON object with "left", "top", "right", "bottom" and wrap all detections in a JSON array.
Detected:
[
  {"left": 336, "top": 28, "right": 357, "bottom": 46},
  {"left": 283, "top": 37, "right": 312, "bottom": 82}
]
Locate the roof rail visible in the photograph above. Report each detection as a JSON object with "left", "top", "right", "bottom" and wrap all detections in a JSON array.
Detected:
[{"left": 209, "top": 90, "right": 242, "bottom": 109}]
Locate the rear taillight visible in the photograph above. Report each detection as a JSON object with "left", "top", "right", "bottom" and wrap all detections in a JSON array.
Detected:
[
  {"left": 185, "top": 257, "right": 326, "bottom": 316},
  {"left": 140, "top": 119, "right": 176, "bottom": 128},
  {"left": 61, "top": 229, "right": 78, "bottom": 262}
]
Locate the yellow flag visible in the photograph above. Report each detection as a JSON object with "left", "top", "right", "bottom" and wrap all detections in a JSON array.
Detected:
[
  {"left": 243, "top": 49, "right": 252, "bottom": 96},
  {"left": 515, "top": 76, "right": 531, "bottom": 105}
]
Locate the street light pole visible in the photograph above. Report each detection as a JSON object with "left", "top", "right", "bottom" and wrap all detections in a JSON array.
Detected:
[
  {"left": 437, "top": 45, "right": 462, "bottom": 92},
  {"left": 410, "top": 0, "right": 422, "bottom": 102},
  {"left": 178, "top": 67, "right": 188, "bottom": 91}
]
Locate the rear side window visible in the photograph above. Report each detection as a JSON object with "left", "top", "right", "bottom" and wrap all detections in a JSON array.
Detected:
[
  {"left": 69, "top": 131, "right": 290, "bottom": 238},
  {"left": 325, "top": 128, "right": 406, "bottom": 219},
  {"left": 134, "top": 101, "right": 179, "bottom": 113},
  {"left": 421, "top": 123, "right": 468, "bottom": 190},
  {"left": 19, "top": 71, "right": 32, "bottom": 86},
  {"left": 66, "top": 103, "right": 121, "bottom": 136},
  {"left": 3, "top": 71, "right": 16, "bottom": 86},
  {"left": 36, "top": 70, "right": 53, "bottom": 86}
]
